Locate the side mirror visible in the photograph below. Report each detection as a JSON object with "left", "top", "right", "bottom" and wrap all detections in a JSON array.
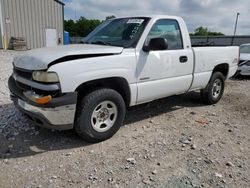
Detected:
[{"left": 143, "top": 37, "right": 168, "bottom": 52}]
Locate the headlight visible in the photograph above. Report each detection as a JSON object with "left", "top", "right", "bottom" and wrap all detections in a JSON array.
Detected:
[{"left": 32, "top": 71, "right": 59, "bottom": 83}]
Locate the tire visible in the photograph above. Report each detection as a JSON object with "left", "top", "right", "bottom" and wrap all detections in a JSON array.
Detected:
[
  {"left": 75, "top": 88, "right": 126, "bottom": 143},
  {"left": 201, "top": 72, "right": 225, "bottom": 105}
]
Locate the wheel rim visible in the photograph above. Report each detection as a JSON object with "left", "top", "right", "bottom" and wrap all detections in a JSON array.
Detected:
[
  {"left": 91, "top": 100, "right": 118, "bottom": 133},
  {"left": 212, "top": 79, "right": 222, "bottom": 99}
]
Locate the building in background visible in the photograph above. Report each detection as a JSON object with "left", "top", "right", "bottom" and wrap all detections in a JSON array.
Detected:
[{"left": 0, "top": 0, "right": 64, "bottom": 50}]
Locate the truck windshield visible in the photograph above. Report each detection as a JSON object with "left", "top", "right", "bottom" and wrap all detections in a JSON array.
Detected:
[
  {"left": 84, "top": 17, "right": 150, "bottom": 48},
  {"left": 240, "top": 45, "right": 250, "bottom": 53}
]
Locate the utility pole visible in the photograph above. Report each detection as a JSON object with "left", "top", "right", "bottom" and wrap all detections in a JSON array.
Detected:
[
  {"left": 231, "top": 12, "right": 240, "bottom": 45},
  {"left": 75, "top": 8, "right": 77, "bottom": 20}
]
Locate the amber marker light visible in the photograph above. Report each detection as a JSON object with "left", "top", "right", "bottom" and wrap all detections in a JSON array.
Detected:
[
  {"left": 23, "top": 91, "right": 52, "bottom": 104},
  {"left": 35, "top": 95, "right": 52, "bottom": 104}
]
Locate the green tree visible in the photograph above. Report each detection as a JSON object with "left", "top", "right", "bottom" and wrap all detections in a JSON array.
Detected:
[
  {"left": 64, "top": 17, "right": 102, "bottom": 37},
  {"left": 75, "top": 17, "right": 102, "bottom": 36},
  {"left": 207, "top": 31, "right": 225, "bottom": 36},
  {"left": 193, "top": 27, "right": 209, "bottom": 36},
  {"left": 190, "top": 26, "right": 224, "bottom": 36},
  {"left": 64, "top": 19, "right": 77, "bottom": 36},
  {"left": 105, "top": 15, "right": 116, "bottom": 20}
]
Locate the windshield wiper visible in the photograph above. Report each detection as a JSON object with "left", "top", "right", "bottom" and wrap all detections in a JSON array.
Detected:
[{"left": 91, "top": 40, "right": 112, "bottom": 46}]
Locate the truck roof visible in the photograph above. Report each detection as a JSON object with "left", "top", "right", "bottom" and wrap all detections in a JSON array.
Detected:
[{"left": 113, "top": 15, "right": 183, "bottom": 20}]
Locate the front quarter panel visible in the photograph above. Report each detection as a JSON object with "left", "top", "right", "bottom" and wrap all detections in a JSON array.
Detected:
[{"left": 48, "top": 49, "right": 137, "bottom": 93}]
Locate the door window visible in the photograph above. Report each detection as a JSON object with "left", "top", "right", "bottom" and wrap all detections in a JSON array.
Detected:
[{"left": 147, "top": 19, "right": 183, "bottom": 50}]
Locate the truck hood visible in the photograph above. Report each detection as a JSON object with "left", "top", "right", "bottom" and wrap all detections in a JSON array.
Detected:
[
  {"left": 240, "top": 53, "right": 250, "bottom": 61},
  {"left": 14, "top": 44, "right": 123, "bottom": 70}
]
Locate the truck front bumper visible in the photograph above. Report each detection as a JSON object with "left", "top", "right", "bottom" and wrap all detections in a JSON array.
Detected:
[{"left": 8, "top": 76, "right": 77, "bottom": 130}]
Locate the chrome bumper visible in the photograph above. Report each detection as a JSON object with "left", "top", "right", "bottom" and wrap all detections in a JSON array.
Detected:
[{"left": 18, "top": 99, "right": 76, "bottom": 126}]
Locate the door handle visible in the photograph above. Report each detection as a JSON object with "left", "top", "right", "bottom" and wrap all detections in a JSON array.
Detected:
[{"left": 179, "top": 56, "right": 188, "bottom": 63}]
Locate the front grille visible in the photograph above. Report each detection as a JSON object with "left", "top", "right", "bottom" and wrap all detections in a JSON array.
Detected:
[
  {"left": 12, "top": 66, "right": 61, "bottom": 98},
  {"left": 16, "top": 81, "right": 32, "bottom": 91},
  {"left": 14, "top": 67, "right": 32, "bottom": 80},
  {"left": 12, "top": 76, "right": 61, "bottom": 97}
]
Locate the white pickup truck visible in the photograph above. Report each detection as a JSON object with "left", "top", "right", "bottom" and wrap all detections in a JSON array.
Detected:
[{"left": 9, "top": 15, "right": 239, "bottom": 142}]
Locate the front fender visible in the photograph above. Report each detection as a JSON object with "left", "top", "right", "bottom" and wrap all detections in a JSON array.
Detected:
[
  {"left": 61, "top": 68, "right": 133, "bottom": 92},
  {"left": 48, "top": 50, "right": 137, "bottom": 92}
]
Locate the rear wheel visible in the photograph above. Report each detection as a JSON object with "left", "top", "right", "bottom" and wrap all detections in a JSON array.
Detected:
[
  {"left": 201, "top": 72, "right": 225, "bottom": 105},
  {"left": 75, "top": 88, "right": 126, "bottom": 143}
]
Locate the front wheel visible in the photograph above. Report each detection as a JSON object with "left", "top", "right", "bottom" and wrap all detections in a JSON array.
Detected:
[
  {"left": 75, "top": 88, "right": 126, "bottom": 143},
  {"left": 201, "top": 72, "right": 225, "bottom": 105}
]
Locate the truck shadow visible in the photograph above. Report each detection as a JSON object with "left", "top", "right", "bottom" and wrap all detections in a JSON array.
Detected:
[
  {"left": 125, "top": 91, "right": 203, "bottom": 125},
  {"left": 230, "top": 75, "right": 250, "bottom": 80},
  {"left": 0, "top": 91, "right": 203, "bottom": 159}
]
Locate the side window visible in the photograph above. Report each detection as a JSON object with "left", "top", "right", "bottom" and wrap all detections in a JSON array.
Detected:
[{"left": 147, "top": 19, "right": 183, "bottom": 50}]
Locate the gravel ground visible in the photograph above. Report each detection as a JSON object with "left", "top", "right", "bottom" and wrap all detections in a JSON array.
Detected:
[{"left": 0, "top": 50, "right": 250, "bottom": 188}]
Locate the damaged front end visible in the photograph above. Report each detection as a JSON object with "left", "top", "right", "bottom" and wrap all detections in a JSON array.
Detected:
[{"left": 8, "top": 66, "right": 77, "bottom": 130}]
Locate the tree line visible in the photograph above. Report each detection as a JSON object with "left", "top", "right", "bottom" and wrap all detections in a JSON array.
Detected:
[
  {"left": 64, "top": 16, "right": 115, "bottom": 37},
  {"left": 190, "top": 26, "right": 224, "bottom": 36},
  {"left": 64, "top": 16, "right": 224, "bottom": 37}
]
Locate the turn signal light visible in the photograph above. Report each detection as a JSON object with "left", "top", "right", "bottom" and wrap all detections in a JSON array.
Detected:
[
  {"left": 23, "top": 91, "right": 52, "bottom": 104},
  {"left": 35, "top": 95, "right": 52, "bottom": 104}
]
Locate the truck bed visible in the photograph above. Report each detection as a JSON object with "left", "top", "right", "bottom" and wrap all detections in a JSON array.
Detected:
[{"left": 189, "top": 46, "right": 239, "bottom": 91}]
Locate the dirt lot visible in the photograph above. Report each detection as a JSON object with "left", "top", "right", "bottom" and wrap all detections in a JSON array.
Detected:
[{"left": 0, "top": 50, "right": 250, "bottom": 188}]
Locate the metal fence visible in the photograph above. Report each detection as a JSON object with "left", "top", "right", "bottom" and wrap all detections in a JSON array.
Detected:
[{"left": 191, "top": 36, "right": 250, "bottom": 46}]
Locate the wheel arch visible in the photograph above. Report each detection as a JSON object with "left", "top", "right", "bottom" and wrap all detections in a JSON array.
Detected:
[
  {"left": 212, "top": 63, "right": 229, "bottom": 79},
  {"left": 75, "top": 77, "right": 131, "bottom": 107}
]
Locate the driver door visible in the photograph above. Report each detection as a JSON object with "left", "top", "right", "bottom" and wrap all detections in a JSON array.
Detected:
[{"left": 136, "top": 19, "right": 193, "bottom": 104}]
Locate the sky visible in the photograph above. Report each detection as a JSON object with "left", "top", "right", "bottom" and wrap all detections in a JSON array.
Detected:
[{"left": 62, "top": 0, "right": 250, "bottom": 35}]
